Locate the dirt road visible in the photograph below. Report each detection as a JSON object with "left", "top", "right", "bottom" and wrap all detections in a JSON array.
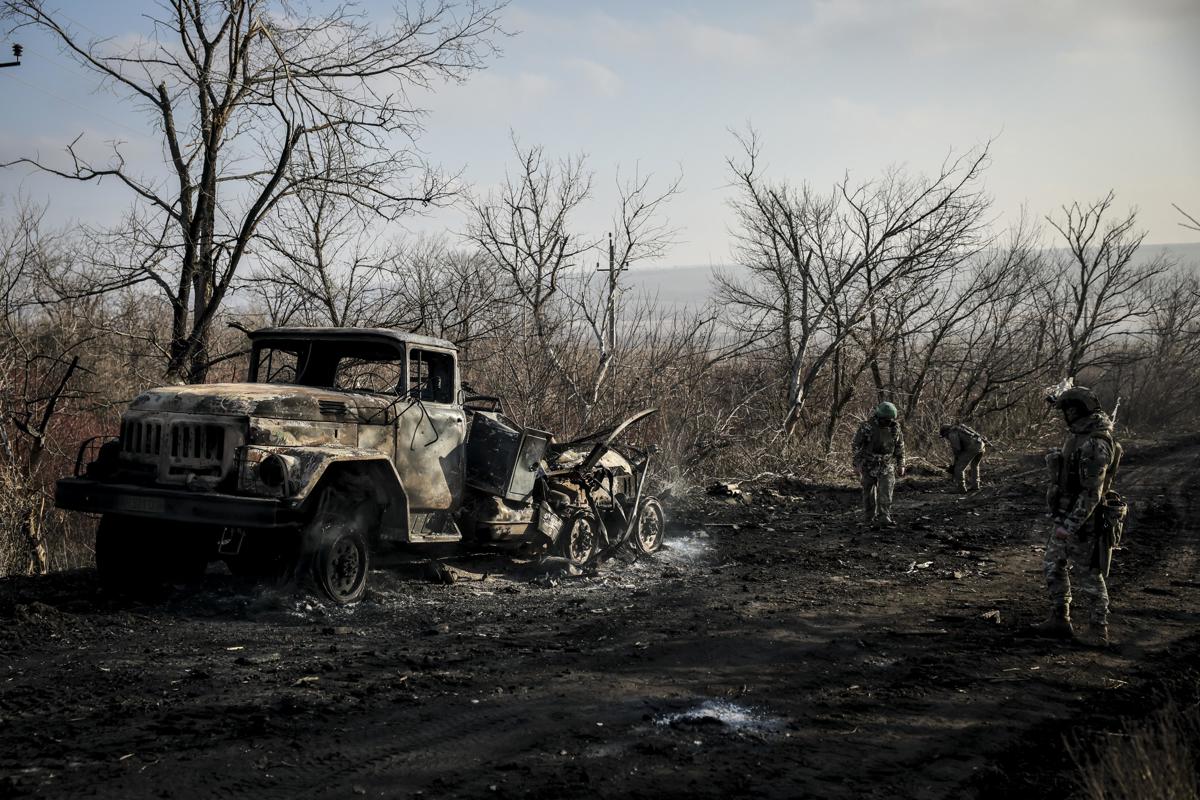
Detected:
[{"left": 2, "top": 437, "right": 1198, "bottom": 799}]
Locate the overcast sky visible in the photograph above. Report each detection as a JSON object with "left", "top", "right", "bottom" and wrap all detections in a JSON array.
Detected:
[{"left": 1, "top": 0, "right": 1198, "bottom": 268}]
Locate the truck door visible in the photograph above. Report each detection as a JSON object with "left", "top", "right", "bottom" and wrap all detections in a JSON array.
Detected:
[{"left": 393, "top": 347, "right": 466, "bottom": 511}]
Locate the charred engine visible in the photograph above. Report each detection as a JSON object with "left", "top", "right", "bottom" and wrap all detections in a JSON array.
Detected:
[{"left": 457, "top": 406, "right": 652, "bottom": 558}]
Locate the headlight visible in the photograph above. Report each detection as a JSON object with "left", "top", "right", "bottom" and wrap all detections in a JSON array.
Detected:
[
  {"left": 258, "top": 454, "right": 289, "bottom": 488},
  {"left": 239, "top": 447, "right": 299, "bottom": 496}
]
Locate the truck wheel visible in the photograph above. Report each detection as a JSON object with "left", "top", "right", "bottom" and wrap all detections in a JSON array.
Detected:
[
  {"left": 302, "top": 483, "right": 374, "bottom": 604},
  {"left": 95, "top": 514, "right": 153, "bottom": 593},
  {"left": 97, "top": 516, "right": 214, "bottom": 592},
  {"left": 312, "top": 528, "right": 370, "bottom": 605},
  {"left": 163, "top": 524, "right": 216, "bottom": 583},
  {"left": 556, "top": 511, "right": 598, "bottom": 567},
  {"left": 633, "top": 497, "right": 666, "bottom": 555}
]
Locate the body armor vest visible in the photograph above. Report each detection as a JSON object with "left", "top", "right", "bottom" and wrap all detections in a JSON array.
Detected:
[{"left": 869, "top": 424, "right": 898, "bottom": 456}]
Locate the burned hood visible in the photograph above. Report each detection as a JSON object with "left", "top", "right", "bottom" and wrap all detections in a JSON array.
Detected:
[{"left": 128, "top": 383, "right": 391, "bottom": 423}]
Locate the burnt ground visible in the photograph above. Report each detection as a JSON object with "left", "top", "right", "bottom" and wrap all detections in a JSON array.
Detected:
[{"left": 2, "top": 436, "right": 1199, "bottom": 799}]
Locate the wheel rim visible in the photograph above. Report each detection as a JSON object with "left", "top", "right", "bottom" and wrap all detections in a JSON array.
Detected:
[
  {"left": 323, "top": 534, "right": 365, "bottom": 600},
  {"left": 636, "top": 500, "right": 665, "bottom": 553},
  {"left": 633, "top": 501, "right": 672, "bottom": 556},
  {"left": 568, "top": 516, "right": 596, "bottom": 563}
]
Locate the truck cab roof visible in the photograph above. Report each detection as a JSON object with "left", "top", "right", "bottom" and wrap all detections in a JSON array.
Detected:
[{"left": 249, "top": 327, "right": 457, "bottom": 354}]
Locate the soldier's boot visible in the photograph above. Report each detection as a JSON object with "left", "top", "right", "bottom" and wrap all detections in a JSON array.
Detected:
[
  {"left": 1029, "top": 605, "right": 1074, "bottom": 639},
  {"left": 1080, "top": 623, "right": 1109, "bottom": 648}
]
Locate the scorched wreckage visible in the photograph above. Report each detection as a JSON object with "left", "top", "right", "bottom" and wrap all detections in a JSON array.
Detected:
[{"left": 55, "top": 327, "right": 666, "bottom": 603}]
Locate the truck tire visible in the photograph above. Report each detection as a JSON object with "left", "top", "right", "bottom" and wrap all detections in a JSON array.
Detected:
[
  {"left": 95, "top": 513, "right": 153, "bottom": 593},
  {"left": 632, "top": 496, "right": 666, "bottom": 555},
  {"left": 96, "top": 515, "right": 214, "bottom": 593},
  {"left": 164, "top": 524, "right": 216, "bottom": 583},
  {"left": 301, "top": 482, "right": 374, "bottom": 604},
  {"left": 312, "top": 527, "right": 370, "bottom": 605},
  {"left": 555, "top": 511, "right": 598, "bottom": 567}
]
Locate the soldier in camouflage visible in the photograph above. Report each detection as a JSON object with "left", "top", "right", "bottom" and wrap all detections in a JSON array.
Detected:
[
  {"left": 939, "top": 423, "right": 987, "bottom": 492},
  {"left": 852, "top": 402, "right": 906, "bottom": 527},
  {"left": 1032, "top": 385, "right": 1122, "bottom": 647}
]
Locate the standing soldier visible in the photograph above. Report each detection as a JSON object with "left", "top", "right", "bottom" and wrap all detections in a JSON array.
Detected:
[
  {"left": 852, "top": 402, "right": 906, "bottom": 527},
  {"left": 1033, "top": 386, "right": 1124, "bottom": 646},
  {"left": 939, "top": 423, "right": 987, "bottom": 492}
]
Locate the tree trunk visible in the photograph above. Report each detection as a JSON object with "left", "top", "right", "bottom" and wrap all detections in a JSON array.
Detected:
[{"left": 21, "top": 495, "right": 48, "bottom": 576}]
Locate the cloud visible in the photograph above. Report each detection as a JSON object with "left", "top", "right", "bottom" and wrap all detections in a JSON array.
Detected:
[
  {"left": 515, "top": 7, "right": 776, "bottom": 70},
  {"left": 580, "top": 11, "right": 656, "bottom": 52},
  {"left": 566, "top": 58, "right": 622, "bottom": 97},
  {"left": 795, "top": 0, "right": 1199, "bottom": 57},
  {"left": 420, "top": 69, "right": 558, "bottom": 120},
  {"left": 670, "top": 17, "right": 776, "bottom": 67}
]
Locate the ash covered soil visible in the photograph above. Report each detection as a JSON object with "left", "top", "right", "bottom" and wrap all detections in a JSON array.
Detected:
[{"left": 3, "top": 437, "right": 1199, "bottom": 799}]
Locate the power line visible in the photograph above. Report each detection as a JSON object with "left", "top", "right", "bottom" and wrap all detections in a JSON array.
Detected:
[{"left": 1, "top": 67, "right": 149, "bottom": 139}]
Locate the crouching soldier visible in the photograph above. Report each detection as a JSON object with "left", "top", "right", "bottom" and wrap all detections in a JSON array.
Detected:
[
  {"left": 852, "top": 402, "right": 906, "bottom": 528},
  {"left": 1033, "top": 386, "right": 1125, "bottom": 646},
  {"left": 939, "top": 423, "right": 987, "bottom": 492}
]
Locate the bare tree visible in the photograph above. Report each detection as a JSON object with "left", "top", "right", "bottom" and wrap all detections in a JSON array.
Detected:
[
  {"left": 381, "top": 237, "right": 516, "bottom": 356},
  {"left": 566, "top": 167, "right": 681, "bottom": 419},
  {"left": 717, "top": 128, "right": 992, "bottom": 436},
  {"left": 1174, "top": 203, "right": 1200, "bottom": 233},
  {"left": 247, "top": 148, "right": 391, "bottom": 328},
  {"left": 3, "top": 0, "right": 507, "bottom": 382},
  {"left": 0, "top": 198, "right": 92, "bottom": 574},
  {"left": 897, "top": 221, "right": 1049, "bottom": 418},
  {"left": 464, "top": 137, "right": 595, "bottom": 406},
  {"left": 1046, "top": 191, "right": 1167, "bottom": 376},
  {"left": 1117, "top": 270, "right": 1200, "bottom": 427}
]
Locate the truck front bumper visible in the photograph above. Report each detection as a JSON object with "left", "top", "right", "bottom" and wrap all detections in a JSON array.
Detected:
[{"left": 55, "top": 478, "right": 296, "bottom": 528}]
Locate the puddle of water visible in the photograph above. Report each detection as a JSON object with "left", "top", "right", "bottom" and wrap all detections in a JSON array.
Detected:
[{"left": 656, "top": 699, "right": 784, "bottom": 735}]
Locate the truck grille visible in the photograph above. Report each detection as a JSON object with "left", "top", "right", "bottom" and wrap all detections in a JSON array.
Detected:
[
  {"left": 122, "top": 418, "right": 164, "bottom": 456},
  {"left": 119, "top": 414, "right": 242, "bottom": 484},
  {"left": 169, "top": 422, "right": 226, "bottom": 463}
]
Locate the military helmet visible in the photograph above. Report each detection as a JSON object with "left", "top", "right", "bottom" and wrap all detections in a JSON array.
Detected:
[
  {"left": 1054, "top": 386, "right": 1102, "bottom": 413},
  {"left": 874, "top": 402, "right": 899, "bottom": 419}
]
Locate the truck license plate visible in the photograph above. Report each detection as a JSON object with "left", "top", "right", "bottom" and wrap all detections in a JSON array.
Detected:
[{"left": 117, "top": 496, "right": 165, "bottom": 515}]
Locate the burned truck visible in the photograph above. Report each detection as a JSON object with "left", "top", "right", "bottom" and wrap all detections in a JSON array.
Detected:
[{"left": 56, "top": 327, "right": 665, "bottom": 603}]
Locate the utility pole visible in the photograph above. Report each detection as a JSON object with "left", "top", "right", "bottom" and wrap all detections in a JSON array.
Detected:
[
  {"left": 606, "top": 232, "right": 616, "bottom": 353},
  {"left": 596, "top": 232, "right": 626, "bottom": 355},
  {"left": 0, "top": 44, "right": 23, "bottom": 68}
]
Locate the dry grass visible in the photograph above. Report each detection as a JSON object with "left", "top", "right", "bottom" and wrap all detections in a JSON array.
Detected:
[
  {"left": 1072, "top": 700, "right": 1200, "bottom": 800},
  {"left": 0, "top": 465, "right": 36, "bottom": 576},
  {"left": 0, "top": 464, "right": 94, "bottom": 577}
]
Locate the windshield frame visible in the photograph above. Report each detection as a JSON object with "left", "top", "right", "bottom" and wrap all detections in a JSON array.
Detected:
[{"left": 248, "top": 338, "right": 408, "bottom": 394}]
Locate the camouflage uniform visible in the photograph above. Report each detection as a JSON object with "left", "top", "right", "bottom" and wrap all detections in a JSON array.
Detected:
[
  {"left": 940, "top": 423, "right": 986, "bottom": 491},
  {"left": 1042, "top": 390, "right": 1121, "bottom": 635},
  {"left": 852, "top": 411, "right": 905, "bottom": 525}
]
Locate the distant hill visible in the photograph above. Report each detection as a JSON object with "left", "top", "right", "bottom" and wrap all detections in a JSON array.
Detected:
[{"left": 624, "top": 242, "right": 1200, "bottom": 312}]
